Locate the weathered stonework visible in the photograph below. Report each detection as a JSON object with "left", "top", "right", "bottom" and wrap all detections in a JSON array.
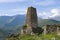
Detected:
[
  {"left": 57, "top": 25, "right": 60, "bottom": 35},
  {"left": 26, "top": 7, "right": 38, "bottom": 28},
  {"left": 44, "top": 25, "right": 60, "bottom": 35},
  {"left": 44, "top": 25, "right": 57, "bottom": 34},
  {"left": 21, "top": 7, "right": 38, "bottom": 35}
]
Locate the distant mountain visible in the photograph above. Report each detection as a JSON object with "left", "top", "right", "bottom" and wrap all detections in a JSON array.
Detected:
[
  {"left": 0, "top": 15, "right": 60, "bottom": 40},
  {"left": 0, "top": 15, "right": 26, "bottom": 40},
  {"left": 0, "top": 28, "right": 7, "bottom": 40},
  {"left": 0, "top": 15, "right": 25, "bottom": 34},
  {"left": 0, "top": 15, "right": 25, "bottom": 25},
  {"left": 3, "top": 15, "right": 25, "bottom": 30},
  {"left": 51, "top": 16, "right": 60, "bottom": 21},
  {"left": 0, "top": 16, "right": 11, "bottom": 27},
  {"left": 0, "top": 15, "right": 60, "bottom": 32},
  {"left": 0, "top": 15, "right": 60, "bottom": 30},
  {"left": 38, "top": 19, "right": 60, "bottom": 27}
]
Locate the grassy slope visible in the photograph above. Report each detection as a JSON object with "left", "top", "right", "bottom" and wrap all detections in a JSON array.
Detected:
[
  {"left": 6, "top": 34, "right": 60, "bottom": 40},
  {"left": 38, "top": 19, "right": 60, "bottom": 27}
]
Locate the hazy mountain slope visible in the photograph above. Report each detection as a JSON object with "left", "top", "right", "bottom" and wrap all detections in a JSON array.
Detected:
[
  {"left": 3, "top": 15, "right": 25, "bottom": 30},
  {"left": 0, "top": 15, "right": 25, "bottom": 40},
  {"left": 38, "top": 19, "right": 60, "bottom": 27},
  {"left": 0, "top": 15, "right": 60, "bottom": 40},
  {"left": 51, "top": 16, "right": 60, "bottom": 21},
  {"left": 0, "top": 15, "right": 25, "bottom": 27},
  {"left": 0, "top": 16, "right": 12, "bottom": 27}
]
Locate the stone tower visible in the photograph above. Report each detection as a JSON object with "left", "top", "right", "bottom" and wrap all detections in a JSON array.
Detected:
[
  {"left": 26, "top": 7, "right": 38, "bottom": 28},
  {"left": 21, "top": 7, "right": 43, "bottom": 35}
]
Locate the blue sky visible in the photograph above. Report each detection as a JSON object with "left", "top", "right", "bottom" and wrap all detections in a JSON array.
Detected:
[{"left": 0, "top": 0, "right": 60, "bottom": 19}]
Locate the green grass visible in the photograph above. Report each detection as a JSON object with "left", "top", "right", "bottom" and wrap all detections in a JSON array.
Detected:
[
  {"left": 19, "top": 33, "right": 60, "bottom": 40},
  {"left": 20, "top": 34, "right": 35, "bottom": 40},
  {"left": 56, "top": 35, "right": 60, "bottom": 40},
  {"left": 6, "top": 33, "right": 60, "bottom": 40}
]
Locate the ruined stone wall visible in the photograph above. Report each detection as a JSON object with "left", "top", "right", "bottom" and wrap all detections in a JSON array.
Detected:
[
  {"left": 57, "top": 25, "right": 60, "bottom": 35},
  {"left": 44, "top": 25, "right": 57, "bottom": 34}
]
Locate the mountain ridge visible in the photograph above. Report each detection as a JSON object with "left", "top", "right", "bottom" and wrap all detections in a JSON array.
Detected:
[{"left": 0, "top": 15, "right": 60, "bottom": 40}]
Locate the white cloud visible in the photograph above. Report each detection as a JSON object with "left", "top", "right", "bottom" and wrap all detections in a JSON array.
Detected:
[
  {"left": 0, "top": 0, "right": 56, "bottom": 6},
  {"left": 0, "top": 13, "right": 8, "bottom": 16},
  {"left": 0, "top": 7, "right": 60, "bottom": 19},
  {"left": 51, "top": 9, "right": 59, "bottom": 13},
  {"left": 32, "top": 0, "right": 55, "bottom": 6},
  {"left": 37, "top": 12, "right": 50, "bottom": 19},
  {"left": 50, "top": 8, "right": 60, "bottom": 18},
  {"left": 0, "top": 8, "right": 27, "bottom": 16},
  {"left": 37, "top": 8, "right": 60, "bottom": 19},
  {"left": 0, "top": 0, "right": 27, "bottom": 3}
]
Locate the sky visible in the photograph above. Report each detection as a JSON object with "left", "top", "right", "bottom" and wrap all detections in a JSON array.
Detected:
[{"left": 0, "top": 0, "right": 60, "bottom": 19}]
